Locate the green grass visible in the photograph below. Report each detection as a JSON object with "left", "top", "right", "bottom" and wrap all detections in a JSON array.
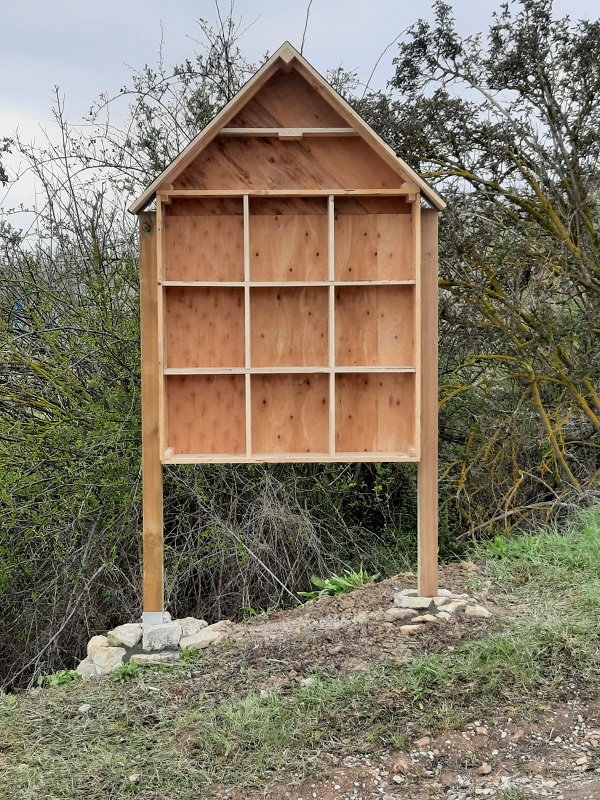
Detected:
[{"left": 1, "top": 508, "right": 599, "bottom": 798}]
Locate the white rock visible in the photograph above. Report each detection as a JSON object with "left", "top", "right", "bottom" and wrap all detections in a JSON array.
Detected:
[
  {"left": 177, "top": 617, "right": 208, "bottom": 638},
  {"left": 87, "top": 635, "right": 109, "bottom": 660},
  {"left": 399, "top": 624, "right": 421, "bottom": 635},
  {"left": 438, "top": 588, "right": 453, "bottom": 597},
  {"left": 180, "top": 628, "right": 224, "bottom": 650},
  {"left": 412, "top": 614, "right": 438, "bottom": 623},
  {"left": 78, "top": 703, "right": 92, "bottom": 713},
  {"left": 436, "top": 611, "right": 451, "bottom": 621},
  {"left": 130, "top": 651, "right": 180, "bottom": 665},
  {"left": 91, "top": 646, "right": 126, "bottom": 674},
  {"left": 107, "top": 623, "right": 142, "bottom": 649},
  {"left": 394, "top": 594, "right": 434, "bottom": 610},
  {"left": 432, "top": 596, "right": 451, "bottom": 607},
  {"left": 464, "top": 605, "right": 491, "bottom": 619},
  {"left": 397, "top": 588, "right": 418, "bottom": 597},
  {"left": 385, "top": 608, "right": 418, "bottom": 622},
  {"left": 142, "top": 621, "right": 182, "bottom": 652},
  {"left": 445, "top": 600, "right": 467, "bottom": 614},
  {"left": 76, "top": 657, "right": 100, "bottom": 678}
]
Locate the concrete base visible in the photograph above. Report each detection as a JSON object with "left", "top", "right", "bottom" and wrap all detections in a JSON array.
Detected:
[{"left": 142, "top": 611, "right": 167, "bottom": 626}]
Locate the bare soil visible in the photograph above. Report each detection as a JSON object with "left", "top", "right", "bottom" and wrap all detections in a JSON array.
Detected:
[{"left": 177, "top": 562, "right": 600, "bottom": 798}]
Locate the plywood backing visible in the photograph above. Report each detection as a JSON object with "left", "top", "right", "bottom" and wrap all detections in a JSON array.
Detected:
[
  {"left": 251, "top": 374, "right": 329, "bottom": 454},
  {"left": 335, "top": 211, "right": 413, "bottom": 281},
  {"left": 172, "top": 136, "right": 407, "bottom": 192},
  {"left": 250, "top": 208, "right": 328, "bottom": 282},
  {"left": 228, "top": 67, "right": 348, "bottom": 128},
  {"left": 166, "top": 375, "right": 245, "bottom": 454},
  {"left": 335, "top": 286, "right": 414, "bottom": 367},
  {"left": 165, "top": 287, "right": 245, "bottom": 368},
  {"left": 250, "top": 287, "right": 329, "bottom": 367},
  {"left": 165, "top": 201, "right": 244, "bottom": 281},
  {"left": 336, "top": 373, "right": 415, "bottom": 454}
]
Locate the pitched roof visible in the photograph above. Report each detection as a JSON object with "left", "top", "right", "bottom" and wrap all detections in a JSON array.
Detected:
[{"left": 129, "top": 41, "right": 445, "bottom": 214}]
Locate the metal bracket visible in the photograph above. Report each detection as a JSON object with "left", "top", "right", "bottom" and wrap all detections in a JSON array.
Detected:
[{"left": 142, "top": 611, "right": 167, "bottom": 626}]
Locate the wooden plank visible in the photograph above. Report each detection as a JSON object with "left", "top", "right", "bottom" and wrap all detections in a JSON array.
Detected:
[
  {"left": 162, "top": 188, "right": 419, "bottom": 198},
  {"left": 164, "top": 287, "right": 245, "bottom": 369},
  {"left": 164, "top": 203, "right": 244, "bottom": 282},
  {"left": 166, "top": 375, "right": 246, "bottom": 455},
  {"left": 244, "top": 195, "right": 252, "bottom": 458},
  {"left": 163, "top": 366, "right": 414, "bottom": 375},
  {"left": 250, "top": 206, "right": 328, "bottom": 281},
  {"left": 335, "top": 373, "right": 415, "bottom": 455},
  {"left": 334, "top": 212, "right": 413, "bottom": 281},
  {"left": 418, "top": 209, "right": 439, "bottom": 597},
  {"left": 164, "top": 453, "right": 420, "bottom": 464},
  {"left": 218, "top": 127, "right": 358, "bottom": 138},
  {"left": 335, "top": 286, "right": 415, "bottom": 367},
  {"left": 250, "top": 287, "right": 329, "bottom": 367},
  {"left": 139, "top": 212, "right": 163, "bottom": 615},
  {"left": 328, "top": 195, "right": 335, "bottom": 457},
  {"left": 251, "top": 374, "right": 329, "bottom": 454}
]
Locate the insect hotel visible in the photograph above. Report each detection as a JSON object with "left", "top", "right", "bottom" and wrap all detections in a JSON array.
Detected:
[{"left": 129, "top": 42, "right": 445, "bottom": 625}]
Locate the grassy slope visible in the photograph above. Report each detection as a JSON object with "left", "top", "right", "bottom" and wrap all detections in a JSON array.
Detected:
[{"left": 1, "top": 509, "right": 599, "bottom": 799}]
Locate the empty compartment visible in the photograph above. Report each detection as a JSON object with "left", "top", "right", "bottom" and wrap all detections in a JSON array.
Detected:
[
  {"left": 334, "top": 197, "right": 413, "bottom": 281},
  {"left": 336, "top": 373, "right": 415, "bottom": 455},
  {"left": 335, "top": 285, "right": 414, "bottom": 367},
  {"left": 250, "top": 197, "right": 328, "bottom": 281},
  {"left": 251, "top": 287, "right": 328, "bottom": 367},
  {"left": 251, "top": 374, "right": 329, "bottom": 454},
  {"left": 166, "top": 375, "right": 245, "bottom": 455},
  {"left": 164, "top": 198, "right": 244, "bottom": 282},
  {"left": 165, "top": 286, "right": 244, "bottom": 368}
]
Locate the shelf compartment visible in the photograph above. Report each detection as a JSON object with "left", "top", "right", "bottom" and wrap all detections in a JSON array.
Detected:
[
  {"left": 164, "top": 198, "right": 244, "bottom": 282},
  {"left": 335, "top": 285, "right": 414, "bottom": 367},
  {"left": 251, "top": 374, "right": 329, "bottom": 455},
  {"left": 165, "top": 286, "right": 245, "bottom": 369},
  {"left": 249, "top": 197, "right": 328, "bottom": 282},
  {"left": 165, "top": 374, "right": 246, "bottom": 456},
  {"left": 251, "top": 287, "right": 328, "bottom": 367},
  {"left": 335, "top": 373, "right": 416, "bottom": 455},
  {"left": 334, "top": 197, "right": 413, "bottom": 281}
]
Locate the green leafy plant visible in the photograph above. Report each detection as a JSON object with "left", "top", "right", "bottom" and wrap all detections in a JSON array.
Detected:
[
  {"left": 37, "top": 669, "right": 81, "bottom": 688},
  {"left": 109, "top": 662, "right": 140, "bottom": 682},
  {"left": 179, "top": 647, "right": 202, "bottom": 665},
  {"left": 299, "top": 565, "right": 380, "bottom": 600}
]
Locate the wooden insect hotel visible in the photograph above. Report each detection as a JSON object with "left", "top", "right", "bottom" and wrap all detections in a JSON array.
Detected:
[{"left": 129, "top": 42, "right": 445, "bottom": 624}]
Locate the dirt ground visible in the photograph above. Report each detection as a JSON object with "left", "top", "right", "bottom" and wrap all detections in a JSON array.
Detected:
[{"left": 179, "top": 564, "right": 600, "bottom": 800}]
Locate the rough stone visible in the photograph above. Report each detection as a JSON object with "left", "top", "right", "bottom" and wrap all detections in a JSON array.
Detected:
[
  {"left": 91, "top": 646, "right": 126, "bottom": 674},
  {"left": 142, "top": 621, "right": 182, "bottom": 652},
  {"left": 436, "top": 611, "right": 451, "bottom": 621},
  {"left": 78, "top": 703, "right": 92, "bottom": 713},
  {"left": 87, "top": 635, "right": 109, "bottom": 660},
  {"left": 385, "top": 607, "right": 418, "bottom": 622},
  {"left": 178, "top": 617, "right": 208, "bottom": 638},
  {"left": 180, "top": 627, "right": 225, "bottom": 650},
  {"left": 130, "top": 651, "right": 180, "bottom": 666},
  {"left": 76, "top": 657, "right": 100, "bottom": 678},
  {"left": 394, "top": 594, "right": 434, "bottom": 610},
  {"left": 477, "top": 763, "right": 492, "bottom": 775},
  {"left": 438, "top": 588, "right": 453, "bottom": 597},
  {"left": 107, "top": 623, "right": 142, "bottom": 649},
  {"left": 399, "top": 624, "right": 421, "bottom": 635},
  {"left": 432, "top": 596, "right": 451, "bottom": 607},
  {"left": 207, "top": 619, "right": 233, "bottom": 631},
  {"left": 464, "top": 604, "right": 491, "bottom": 619},
  {"left": 412, "top": 613, "right": 439, "bottom": 623},
  {"left": 397, "top": 588, "right": 418, "bottom": 597},
  {"left": 445, "top": 600, "right": 467, "bottom": 614}
]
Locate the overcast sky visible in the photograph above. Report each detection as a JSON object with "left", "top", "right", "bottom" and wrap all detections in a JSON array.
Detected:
[{"left": 1, "top": 0, "right": 598, "bottom": 216}]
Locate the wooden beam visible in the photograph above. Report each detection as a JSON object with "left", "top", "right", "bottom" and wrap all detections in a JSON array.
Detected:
[
  {"left": 139, "top": 212, "right": 164, "bottom": 616},
  {"left": 159, "top": 188, "right": 419, "bottom": 199},
  {"left": 417, "top": 209, "right": 439, "bottom": 597},
  {"left": 217, "top": 127, "right": 359, "bottom": 138}
]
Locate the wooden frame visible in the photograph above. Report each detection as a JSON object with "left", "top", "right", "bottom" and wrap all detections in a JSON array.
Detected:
[{"left": 133, "top": 42, "right": 442, "bottom": 620}]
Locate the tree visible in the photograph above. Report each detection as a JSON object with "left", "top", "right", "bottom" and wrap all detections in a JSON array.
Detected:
[{"left": 356, "top": 0, "right": 600, "bottom": 534}]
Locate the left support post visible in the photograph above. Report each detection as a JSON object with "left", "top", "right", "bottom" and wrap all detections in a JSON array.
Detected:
[{"left": 139, "top": 212, "right": 165, "bottom": 624}]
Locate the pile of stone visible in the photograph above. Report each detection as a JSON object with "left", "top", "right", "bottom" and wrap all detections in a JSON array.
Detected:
[
  {"left": 384, "top": 588, "right": 491, "bottom": 634},
  {"left": 77, "top": 616, "right": 232, "bottom": 677}
]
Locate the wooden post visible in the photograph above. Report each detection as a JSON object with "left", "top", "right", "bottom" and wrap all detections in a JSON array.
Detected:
[
  {"left": 418, "top": 210, "right": 439, "bottom": 596},
  {"left": 139, "top": 212, "right": 164, "bottom": 622}
]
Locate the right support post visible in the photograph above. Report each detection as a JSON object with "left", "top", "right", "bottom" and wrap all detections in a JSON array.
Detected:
[{"left": 418, "top": 209, "right": 439, "bottom": 597}]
